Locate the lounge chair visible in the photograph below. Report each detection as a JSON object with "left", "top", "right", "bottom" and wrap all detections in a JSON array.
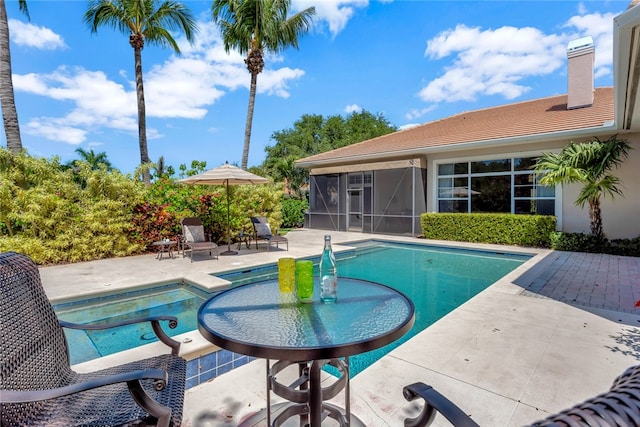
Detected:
[
  {"left": 180, "top": 217, "right": 219, "bottom": 262},
  {"left": 0, "top": 251, "right": 186, "bottom": 427},
  {"left": 403, "top": 364, "right": 640, "bottom": 426},
  {"left": 250, "top": 216, "right": 288, "bottom": 251}
]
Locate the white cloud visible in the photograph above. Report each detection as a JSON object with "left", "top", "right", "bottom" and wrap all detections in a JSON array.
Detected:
[
  {"left": 258, "top": 67, "right": 305, "bottom": 97},
  {"left": 145, "top": 57, "right": 226, "bottom": 119},
  {"left": 405, "top": 106, "right": 436, "bottom": 120},
  {"left": 14, "top": 20, "right": 307, "bottom": 145},
  {"left": 398, "top": 123, "right": 421, "bottom": 131},
  {"left": 8, "top": 19, "right": 66, "bottom": 50},
  {"left": 577, "top": 3, "right": 588, "bottom": 16},
  {"left": 294, "top": 0, "right": 369, "bottom": 36},
  {"left": 345, "top": 104, "right": 362, "bottom": 113},
  {"left": 564, "top": 12, "right": 616, "bottom": 75},
  {"left": 418, "top": 11, "right": 615, "bottom": 105},
  {"left": 16, "top": 67, "right": 138, "bottom": 144},
  {"left": 419, "top": 24, "right": 565, "bottom": 103},
  {"left": 25, "top": 119, "right": 87, "bottom": 145}
]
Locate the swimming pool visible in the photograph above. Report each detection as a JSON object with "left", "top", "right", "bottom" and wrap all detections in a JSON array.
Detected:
[
  {"left": 220, "top": 240, "right": 531, "bottom": 376},
  {"left": 56, "top": 240, "right": 530, "bottom": 372},
  {"left": 53, "top": 283, "right": 209, "bottom": 365}
]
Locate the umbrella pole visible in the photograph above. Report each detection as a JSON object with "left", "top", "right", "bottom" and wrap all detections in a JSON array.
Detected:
[{"left": 221, "top": 179, "right": 238, "bottom": 255}]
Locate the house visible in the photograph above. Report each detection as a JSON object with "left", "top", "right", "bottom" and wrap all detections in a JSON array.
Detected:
[{"left": 296, "top": 5, "right": 640, "bottom": 240}]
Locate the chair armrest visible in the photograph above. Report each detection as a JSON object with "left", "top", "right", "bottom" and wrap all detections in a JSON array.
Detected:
[
  {"left": 60, "top": 316, "right": 181, "bottom": 355},
  {"left": 403, "top": 382, "right": 480, "bottom": 427},
  {"left": 1, "top": 368, "right": 168, "bottom": 403}
]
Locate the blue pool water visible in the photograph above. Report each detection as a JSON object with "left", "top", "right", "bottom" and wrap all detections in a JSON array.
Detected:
[
  {"left": 56, "top": 240, "right": 530, "bottom": 371},
  {"left": 220, "top": 240, "right": 531, "bottom": 376},
  {"left": 53, "top": 283, "right": 209, "bottom": 365}
]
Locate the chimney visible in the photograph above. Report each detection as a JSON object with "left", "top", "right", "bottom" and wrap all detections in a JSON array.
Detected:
[{"left": 566, "top": 36, "right": 595, "bottom": 109}]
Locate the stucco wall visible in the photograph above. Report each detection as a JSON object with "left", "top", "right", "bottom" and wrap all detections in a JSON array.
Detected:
[
  {"left": 424, "top": 132, "right": 640, "bottom": 239},
  {"left": 575, "top": 132, "right": 639, "bottom": 239}
]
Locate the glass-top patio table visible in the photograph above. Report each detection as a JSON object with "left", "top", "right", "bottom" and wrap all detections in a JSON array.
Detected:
[{"left": 198, "top": 277, "right": 415, "bottom": 426}]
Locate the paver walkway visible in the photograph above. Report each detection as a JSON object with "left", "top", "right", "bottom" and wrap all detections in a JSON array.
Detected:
[{"left": 521, "top": 250, "right": 640, "bottom": 313}]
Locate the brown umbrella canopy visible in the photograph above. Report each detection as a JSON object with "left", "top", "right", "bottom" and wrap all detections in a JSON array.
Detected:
[{"left": 180, "top": 162, "right": 269, "bottom": 255}]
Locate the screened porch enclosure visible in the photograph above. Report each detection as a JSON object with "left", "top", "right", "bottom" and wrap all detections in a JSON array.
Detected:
[{"left": 306, "top": 164, "right": 427, "bottom": 236}]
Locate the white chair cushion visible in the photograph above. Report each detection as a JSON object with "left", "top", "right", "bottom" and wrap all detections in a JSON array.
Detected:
[
  {"left": 255, "top": 223, "right": 272, "bottom": 237},
  {"left": 184, "top": 225, "right": 205, "bottom": 242}
]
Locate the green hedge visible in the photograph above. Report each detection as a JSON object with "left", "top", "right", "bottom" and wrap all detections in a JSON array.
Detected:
[
  {"left": 551, "top": 232, "right": 640, "bottom": 257},
  {"left": 421, "top": 213, "right": 557, "bottom": 248}
]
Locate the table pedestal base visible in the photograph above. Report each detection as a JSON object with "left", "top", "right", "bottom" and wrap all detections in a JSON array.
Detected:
[
  {"left": 265, "top": 358, "right": 361, "bottom": 426},
  {"left": 239, "top": 402, "right": 366, "bottom": 427}
]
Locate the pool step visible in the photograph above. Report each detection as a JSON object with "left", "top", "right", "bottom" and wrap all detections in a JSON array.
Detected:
[{"left": 55, "top": 288, "right": 201, "bottom": 323}]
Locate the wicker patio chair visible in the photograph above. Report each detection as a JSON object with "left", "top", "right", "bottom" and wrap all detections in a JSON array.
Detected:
[
  {"left": 250, "top": 216, "right": 288, "bottom": 251},
  {"left": 403, "top": 364, "right": 640, "bottom": 427},
  {"left": 180, "top": 217, "right": 219, "bottom": 262},
  {"left": 0, "top": 251, "right": 186, "bottom": 427}
]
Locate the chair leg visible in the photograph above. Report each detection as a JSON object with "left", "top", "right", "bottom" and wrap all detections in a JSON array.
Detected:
[{"left": 127, "top": 379, "right": 172, "bottom": 427}]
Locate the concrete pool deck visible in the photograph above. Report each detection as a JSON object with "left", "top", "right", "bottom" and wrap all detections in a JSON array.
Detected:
[{"left": 38, "top": 229, "right": 640, "bottom": 426}]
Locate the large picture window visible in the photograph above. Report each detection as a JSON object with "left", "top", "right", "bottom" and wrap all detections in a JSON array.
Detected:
[{"left": 437, "top": 157, "right": 555, "bottom": 215}]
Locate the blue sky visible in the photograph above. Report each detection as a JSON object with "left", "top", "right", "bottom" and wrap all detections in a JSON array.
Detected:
[{"left": 3, "top": 0, "right": 629, "bottom": 174}]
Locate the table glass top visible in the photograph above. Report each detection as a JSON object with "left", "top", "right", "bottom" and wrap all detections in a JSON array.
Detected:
[{"left": 197, "top": 278, "right": 415, "bottom": 360}]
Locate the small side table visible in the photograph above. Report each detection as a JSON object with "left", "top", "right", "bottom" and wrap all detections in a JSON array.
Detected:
[
  {"left": 152, "top": 240, "right": 177, "bottom": 260},
  {"left": 235, "top": 230, "right": 252, "bottom": 250}
]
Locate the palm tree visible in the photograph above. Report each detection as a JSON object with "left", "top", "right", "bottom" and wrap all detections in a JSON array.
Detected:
[
  {"left": 534, "top": 135, "right": 631, "bottom": 238},
  {"left": 273, "top": 155, "right": 305, "bottom": 196},
  {"left": 84, "top": 0, "right": 197, "bottom": 184},
  {"left": 0, "top": 0, "right": 28, "bottom": 153},
  {"left": 72, "top": 147, "right": 113, "bottom": 170},
  {"left": 152, "top": 154, "right": 168, "bottom": 179},
  {"left": 212, "top": 0, "right": 315, "bottom": 170}
]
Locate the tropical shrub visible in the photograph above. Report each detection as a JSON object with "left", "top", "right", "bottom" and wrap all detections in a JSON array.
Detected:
[
  {"left": 145, "top": 178, "right": 283, "bottom": 243},
  {"left": 0, "top": 149, "right": 146, "bottom": 264},
  {"left": 550, "top": 232, "right": 607, "bottom": 253},
  {"left": 421, "top": 213, "right": 557, "bottom": 248},
  {"left": 281, "top": 197, "right": 308, "bottom": 228},
  {"left": 0, "top": 149, "right": 288, "bottom": 264},
  {"left": 609, "top": 236, "right": 640, "bottom": 257},
  {"left": 551, "top": 232, "right": 640, "bottom": 256},
  {"left": 130, "top": 202, "right": 180, "bottom": 245}
]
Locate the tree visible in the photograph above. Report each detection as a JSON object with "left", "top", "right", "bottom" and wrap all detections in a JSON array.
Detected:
[
  {"left": 69, "top": 147, "right": 113, "bottom": 170},
  {"left": 84, "top": 0, "right": 197, "bottom": 184},
  {"left": 0, "top": 0, "right": 28, "bottom": 153},
  {"left": 152, "top": 154, "right": 169, "bottom": 179},
  {"left": 272, "top": 155, "right": 305, "bottom": 196},
  {"left": 263, "top": 110, "right": 397, "bottom": 185},
  {"left": 534, "top": 135, "right": 631, "bottom": 238},
  {"left": 212, "top": 0, "right": 315, "bottom": 170}
]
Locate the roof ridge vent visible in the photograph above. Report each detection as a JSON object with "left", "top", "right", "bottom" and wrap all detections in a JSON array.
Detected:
[{"left": 567, "top": 36, "right": 595, "bottom": 110}]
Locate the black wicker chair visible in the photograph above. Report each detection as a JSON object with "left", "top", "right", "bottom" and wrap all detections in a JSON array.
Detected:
[
  {"left": 403, "top": 364, "right": 640, "bottom": 427},
  {"left": 250, "top": 216, "right": 288, "bottom": 251},
  {"left": 180, "top": 217, "right": 219, "bottom": 262},
  {"left": 0, "top": 251, "right": 186, "bottom": 427}
]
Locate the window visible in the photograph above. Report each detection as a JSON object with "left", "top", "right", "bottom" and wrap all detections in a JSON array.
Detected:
[{"left": 437, "top": 157, "right": 555, "bottom": 215}]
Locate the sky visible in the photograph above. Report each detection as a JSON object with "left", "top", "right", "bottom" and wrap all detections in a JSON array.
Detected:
[{"left": 3, "top": 0, "right": 631, "bottom": 174}]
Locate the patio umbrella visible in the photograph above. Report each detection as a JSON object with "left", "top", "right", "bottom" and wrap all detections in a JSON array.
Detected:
[
  {"left": 179, "top": 162, "right": 269, "bottom": 255},
  {"left": 440, "top": 187, "right": 481, "bottom": 197}
]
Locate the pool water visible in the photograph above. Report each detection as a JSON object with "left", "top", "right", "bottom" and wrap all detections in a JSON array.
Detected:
[
  {"left": 53, "top": 283, "right": 209, "bottom": 365},
  {"left": 57, "top": 240, "right": 530, "bottom": 372},
  {"left": 220, "top": 240, "right": 531, "bottom": 376}
]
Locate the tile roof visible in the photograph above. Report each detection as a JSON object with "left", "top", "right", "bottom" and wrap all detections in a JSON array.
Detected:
[{"left": 297, "top": 87, "right": 614, "bottom": 165}]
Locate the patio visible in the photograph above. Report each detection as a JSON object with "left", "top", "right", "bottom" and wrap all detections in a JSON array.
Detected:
[{"left": 37, "top": 229, "right": 640, "bottom": 426}]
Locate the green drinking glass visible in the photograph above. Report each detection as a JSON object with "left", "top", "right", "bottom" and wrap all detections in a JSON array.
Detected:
[{"left": 295, "top": 260, "right": 314, "bottom": 303}]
